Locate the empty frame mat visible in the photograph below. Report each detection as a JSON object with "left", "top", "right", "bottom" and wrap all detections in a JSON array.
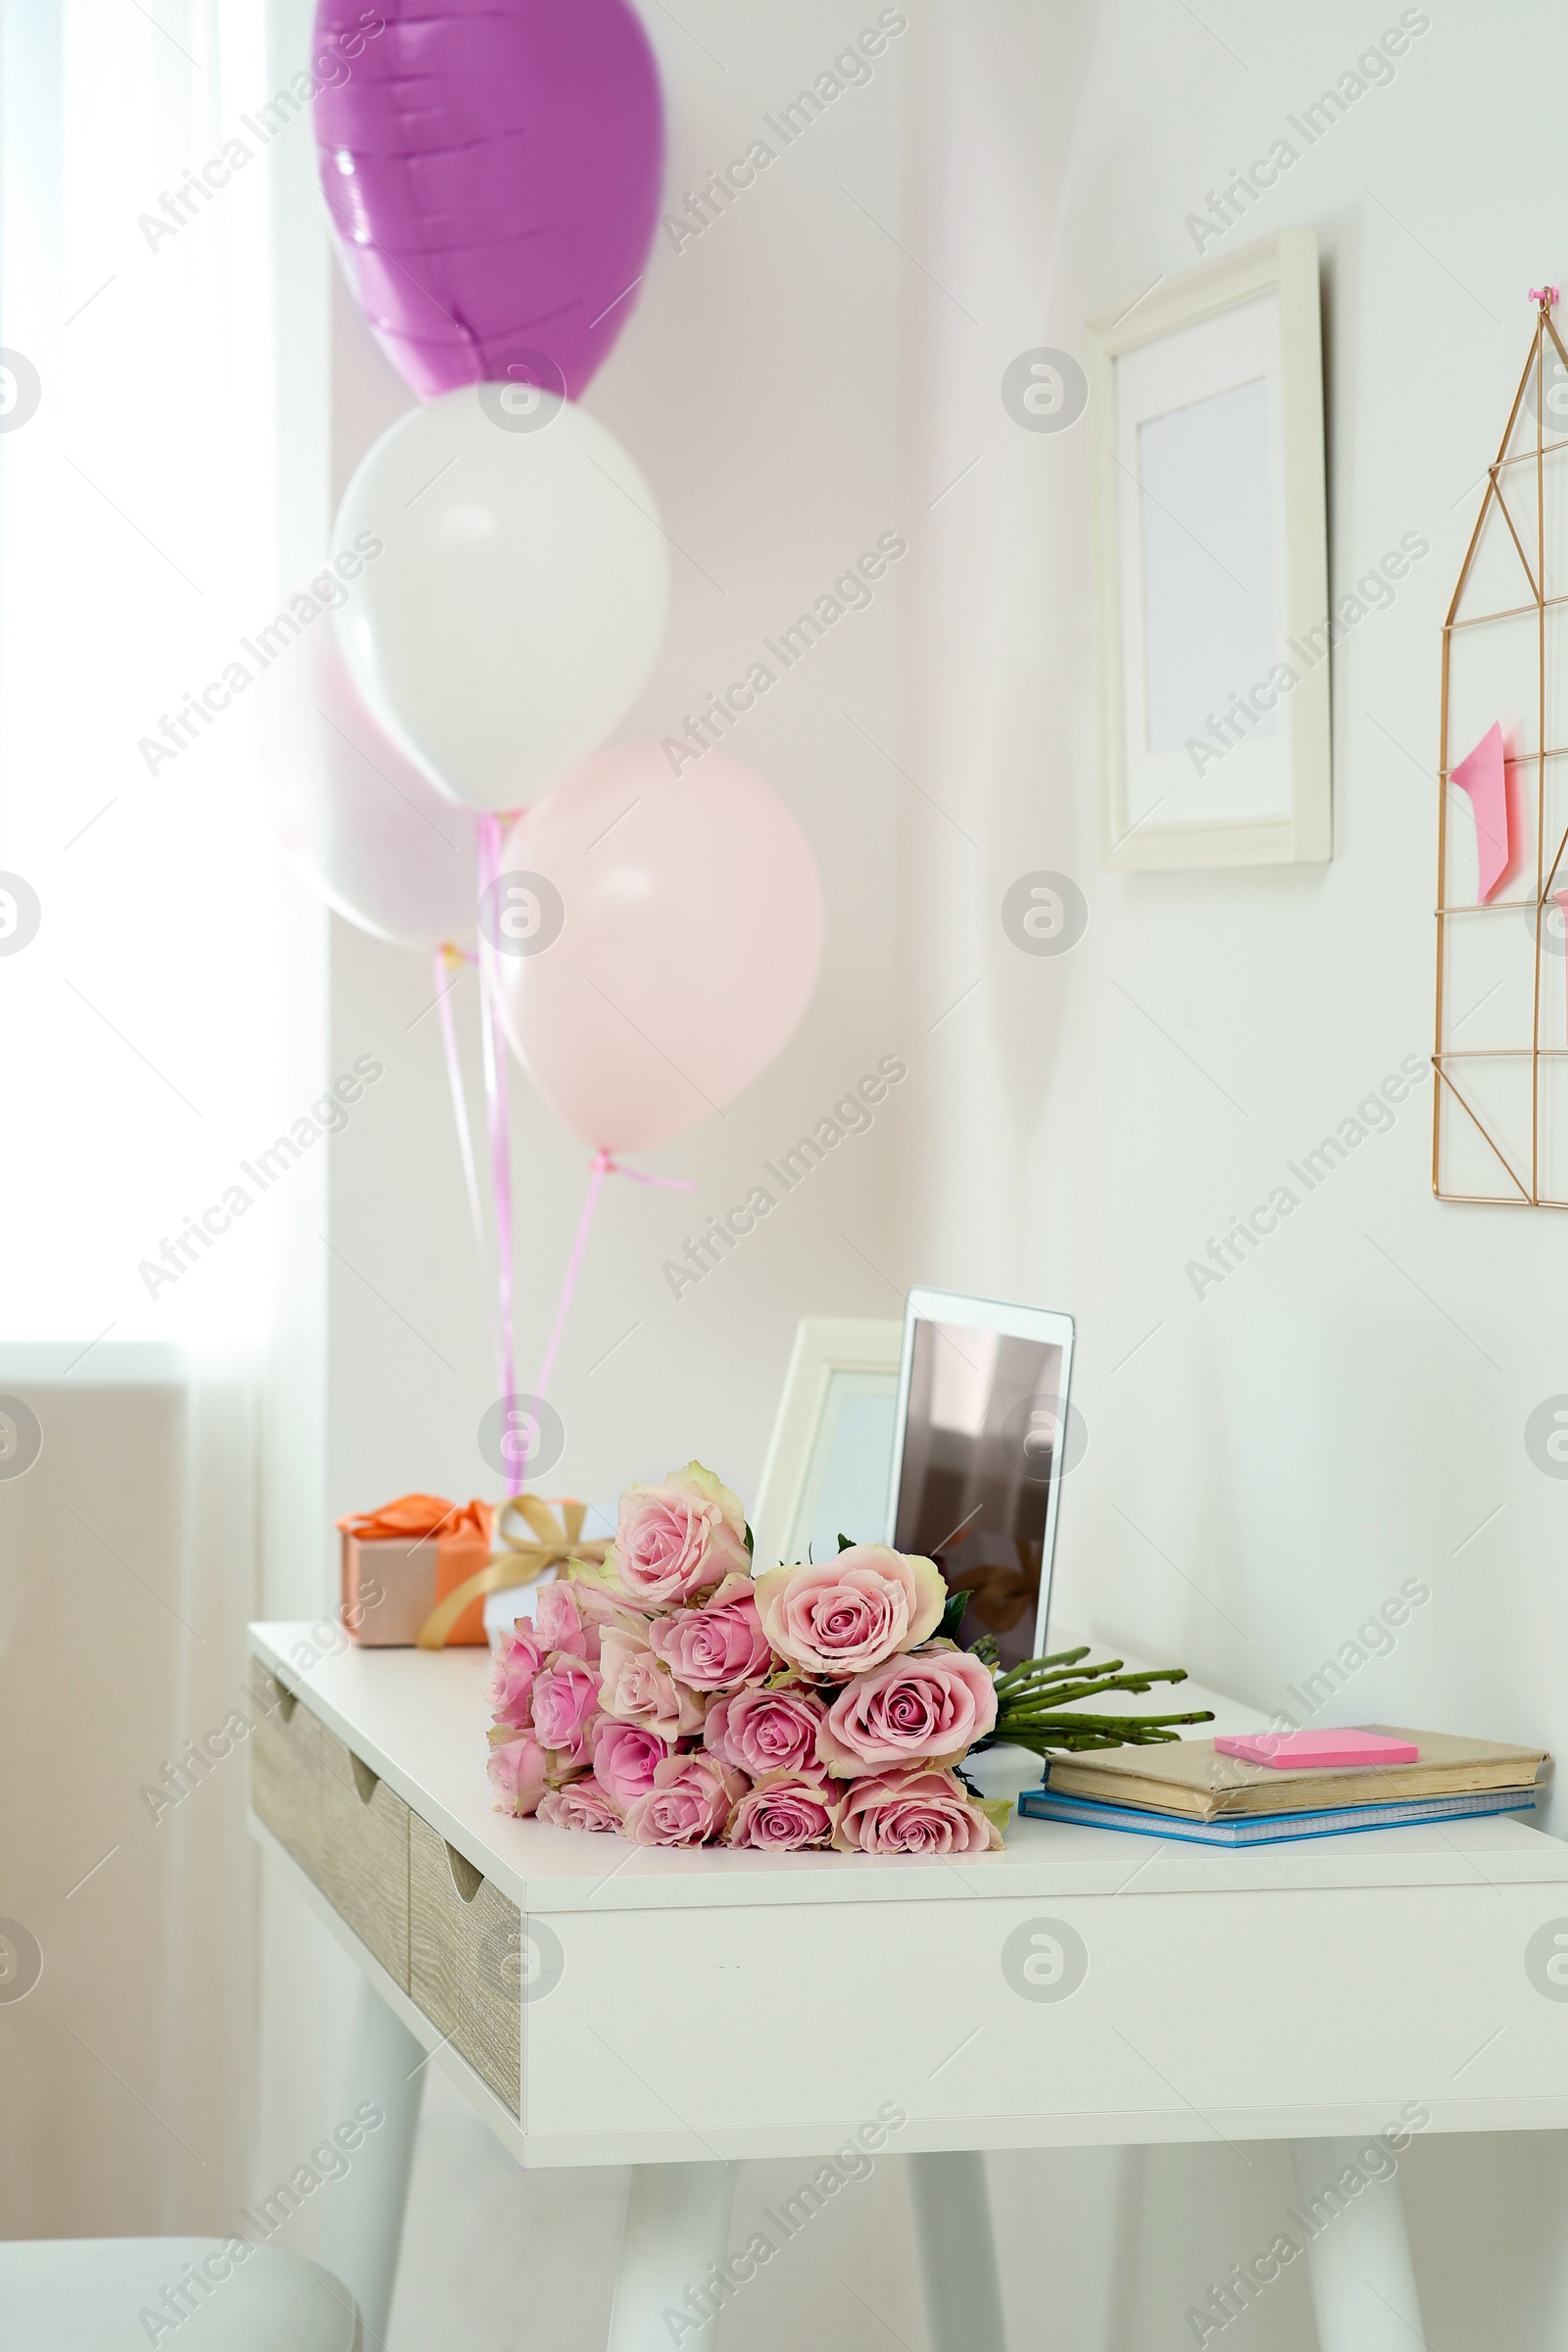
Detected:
[{"left": 1121, "top": 303, "right": 1284, "bottom": 822}]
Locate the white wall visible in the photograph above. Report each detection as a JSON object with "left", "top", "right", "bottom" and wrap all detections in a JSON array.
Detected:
[{"left": 899, "top": 1, "right": 1568, "bottom": 2343}]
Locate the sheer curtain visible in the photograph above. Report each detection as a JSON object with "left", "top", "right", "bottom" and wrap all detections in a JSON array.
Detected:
[
  {"left": 0, "top": 1, "right": 283, "bottom": 1339},
  {"left": 0, "top": 0, "right": 326, "bottom": 2236}
]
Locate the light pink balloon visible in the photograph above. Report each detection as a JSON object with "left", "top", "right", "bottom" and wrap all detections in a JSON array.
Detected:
[
  {"left": 256, "top": 617, "right": 483, "bottom": 952},
  {"left": 497, "top": 742, "right": 824, "bottom": 1152}
]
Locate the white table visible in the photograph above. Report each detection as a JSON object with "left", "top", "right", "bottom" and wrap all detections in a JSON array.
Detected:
[{"left": 248, "top": 1622, "right": 1568, "bottom": 2352}]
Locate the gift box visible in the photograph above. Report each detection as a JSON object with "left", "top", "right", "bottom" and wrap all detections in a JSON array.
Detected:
[
  {"left": 338, "top": 1492, "right": 612, "bottom": 1649},
  {"left": 339, "top": 1494, "right": 494, "bottom": 1646}
]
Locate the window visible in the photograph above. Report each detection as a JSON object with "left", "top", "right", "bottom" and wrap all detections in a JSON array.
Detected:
[{"left": 0, "top": 1, "right": 287, "bottom": 1341}]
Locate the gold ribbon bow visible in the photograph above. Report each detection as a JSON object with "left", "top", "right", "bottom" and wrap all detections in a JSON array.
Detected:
[{"left": 416, "top": 1495, "right": 612, "bottom": 1650}]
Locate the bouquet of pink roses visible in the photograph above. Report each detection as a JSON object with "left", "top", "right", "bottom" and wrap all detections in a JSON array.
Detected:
[{"left": 485, "top": 1461, "right": 1209, "bottom": 1854}]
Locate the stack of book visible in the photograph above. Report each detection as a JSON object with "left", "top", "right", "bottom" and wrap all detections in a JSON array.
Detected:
[{"left": 1018, "top": 1726, "right": 1549, "bottom": 1846}]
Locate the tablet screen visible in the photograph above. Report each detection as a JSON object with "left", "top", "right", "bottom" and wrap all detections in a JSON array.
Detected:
[{"left": 891, "top": 1316, "right": 1067, "bottom": 1669}]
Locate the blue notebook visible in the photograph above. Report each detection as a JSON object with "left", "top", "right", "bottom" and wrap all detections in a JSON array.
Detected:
[{"left": 1017, "top": 1785, "right": 1537, "bottom": 1846}]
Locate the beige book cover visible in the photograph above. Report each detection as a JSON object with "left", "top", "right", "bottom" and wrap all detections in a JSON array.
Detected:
[{"left": 1046, "top": 1727, "right": 1550, "bottom": 1820}]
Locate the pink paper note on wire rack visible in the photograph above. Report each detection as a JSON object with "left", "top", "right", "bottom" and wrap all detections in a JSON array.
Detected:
[
  {"left": 1450, "top": 722, "right": 1511, "bottom": 902},
  {"left": 1214, "top": 1730, "right": 1420, "bottom": 1770}
]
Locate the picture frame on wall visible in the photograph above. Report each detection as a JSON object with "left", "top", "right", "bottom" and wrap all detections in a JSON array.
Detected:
[
  {"left": 751, "top": 1318, "right": 902, "bottom": 1571},
  {"left": 1087, "top": 226, "right": 1332, "bottom": 871}
]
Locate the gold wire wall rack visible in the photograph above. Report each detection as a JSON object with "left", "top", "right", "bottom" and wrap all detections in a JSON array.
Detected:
[{"left": 1435, "top": 286, "right": 1568, "bottom": 1204}]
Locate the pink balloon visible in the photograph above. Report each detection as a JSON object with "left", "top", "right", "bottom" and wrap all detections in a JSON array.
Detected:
[
  {"left": 497, "top": 744, "right": 824, "bottom": 1152},
  {"left": 256, "top": 618, "right": 483, "bottom": 951},
  {"left": 313, "top": 0, "right": 663, "bottom": 402}
]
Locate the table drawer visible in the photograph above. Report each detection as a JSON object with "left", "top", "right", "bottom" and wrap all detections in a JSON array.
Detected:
[
  {"left": 250, "top": 1675, "right": 324, "bottom": 1880},
  {"left": 252, "top": 1688, "right": 411, "bottom": 1993},
  {"left": 318, "top": 1734, "right": 411, "bottom": 1993},
  {"left": 410, "top": 1813, "right": 520, "bottom": 2117}
]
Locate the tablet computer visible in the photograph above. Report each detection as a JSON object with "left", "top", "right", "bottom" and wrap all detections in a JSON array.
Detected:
[{"left": 883, "top": 1288, "right": 1076, "bottom": 1669}]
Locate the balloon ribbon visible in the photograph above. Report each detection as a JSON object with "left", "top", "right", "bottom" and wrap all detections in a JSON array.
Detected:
[
  {"left": 535, "top": 1152, "right": 693, "bottom": 1403},
  {"left": 476, "top": 815, "right": 520, "bottom": 1490},
  {"left": 432, "top": 942, "right": 501, "bottom": 1381},
  {"left": 440, "top": 820, "right": 692, "bottom": 1481}
]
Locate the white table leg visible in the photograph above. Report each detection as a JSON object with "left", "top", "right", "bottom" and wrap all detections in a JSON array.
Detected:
[
  {"left": 607, "top": 2162, "right": 738, "bottom": 2352},
  {"left": 908, "top": 2149, "right": 1006, "bottom": 2352},
  {"left": 318, "top": 1981, "right": 427, "bottom": 2349},
  {"left": 1286, "top": 2135, "right": 1425, "bottom": 2352}
]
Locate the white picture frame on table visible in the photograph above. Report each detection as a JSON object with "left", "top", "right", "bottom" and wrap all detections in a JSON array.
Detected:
[
  {"left": 751, "top": 1317, "right": 902, "bottom": 1571},
  {"left": 1088, "top": 227, "right": 1331, "bottom": 871}
]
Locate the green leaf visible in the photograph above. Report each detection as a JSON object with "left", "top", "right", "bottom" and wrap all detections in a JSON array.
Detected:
[
  {"left": 837, "top": 1532, "right": 856, "bottom": 1552},
  {"left": 744, "top": 1522, "right": 755, "bottom": 1555},
  {"left": 938, "top": 1586, "right": 972, "bottom": 1642}
]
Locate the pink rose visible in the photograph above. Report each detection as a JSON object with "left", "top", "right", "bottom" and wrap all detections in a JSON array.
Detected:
[
  {"left": 754, "top": 1546, "right": 947, "bottom": 1679},
  {"left": 832, "top": 1767, "right": 1004, "bottom": 1854},
  {"left": 487, "top": 1730, "right": 550, "bottom": 1818},
  {"left": 530, "top": 1655, "right": 604, "bottom": 1769},
  {"left": 816, "top": 1646, "right": 998, "bottom": 1775},
  {"left": 622, "top": 1752, "right": 748, "bottom": 1847},
  {"left": 705, "top": 1684, "right": 826, "bottom": 1777},
  {"left": 537, "top": 1780, "right": 623, "bottom": 1835},
  {"left": 613, "top": 1461, "right": 750, "bottom": 1606},
  {"left": 564, "top": 1569, "right": 662, "bottom": 1636},
  {"left": 534, "top": 1579, "right": 599, "bottom": 1665},
  {"left": 593, "top": 1718, "right": 671, "bottom": 1810},
  {"left": 487, "top": 1626, "right": 547, "bottom": 1728},
  {"left": 649, "top": 1575, "right": 772, "bottom": 1691},
  {"left": 726, "top": 1770, "right": 840, "bottom": 1851},
  {"left": 598, "top": 1624, "right": 708, "bottom": 1740}
]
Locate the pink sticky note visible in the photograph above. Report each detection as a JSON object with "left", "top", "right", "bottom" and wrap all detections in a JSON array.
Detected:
[
  {"left": 1214, "top": 1730, "right": 1420, "bottom": 1770},
  {"left": 1450, "top": 722, "right": 1510, "bottom": 902}
]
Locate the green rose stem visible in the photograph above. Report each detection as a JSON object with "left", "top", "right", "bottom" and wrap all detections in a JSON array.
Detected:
[
  {"left": 993, "top": 1643, "right": 1098, "bottom": 1687},
  {"left": 982, "top": 1646, "right": 1214, "bottom": 1757},
  {"left": 990, "top": 1712, "right": 1213, "bottom": 1756}
]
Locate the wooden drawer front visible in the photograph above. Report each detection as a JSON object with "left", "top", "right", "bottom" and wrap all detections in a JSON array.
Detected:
[
  {"left": 410, "top": 1813, "right": 520, "bottom": 2116},
  {"left": 250, "top": 1677, "right": 323, "bottom": 1879},
  {"left": 318, "top": 1733, "right": 411, "bottom": 1993}
]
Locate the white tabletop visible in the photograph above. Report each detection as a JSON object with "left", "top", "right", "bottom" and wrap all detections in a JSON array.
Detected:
[{"left": 250, "top": 1623, "right": 1568, "bottom": 1917}]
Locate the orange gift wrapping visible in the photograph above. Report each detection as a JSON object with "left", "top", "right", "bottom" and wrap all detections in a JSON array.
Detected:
[{"left": 337, "top": 1494, "right": 494, "bottom": 1647}]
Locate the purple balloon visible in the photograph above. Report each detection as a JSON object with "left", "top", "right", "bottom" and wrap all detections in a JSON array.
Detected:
[{"left": 313, "top": 0, "right": 663, "bottom": 401}]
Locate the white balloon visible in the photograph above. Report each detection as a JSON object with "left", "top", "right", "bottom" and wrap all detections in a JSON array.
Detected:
[
  {"left": 330, "top": 387, "right": 671, "bottom": 811},
  {"left": 257, "top": 618, "right": 482, "bottom": 951}
]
